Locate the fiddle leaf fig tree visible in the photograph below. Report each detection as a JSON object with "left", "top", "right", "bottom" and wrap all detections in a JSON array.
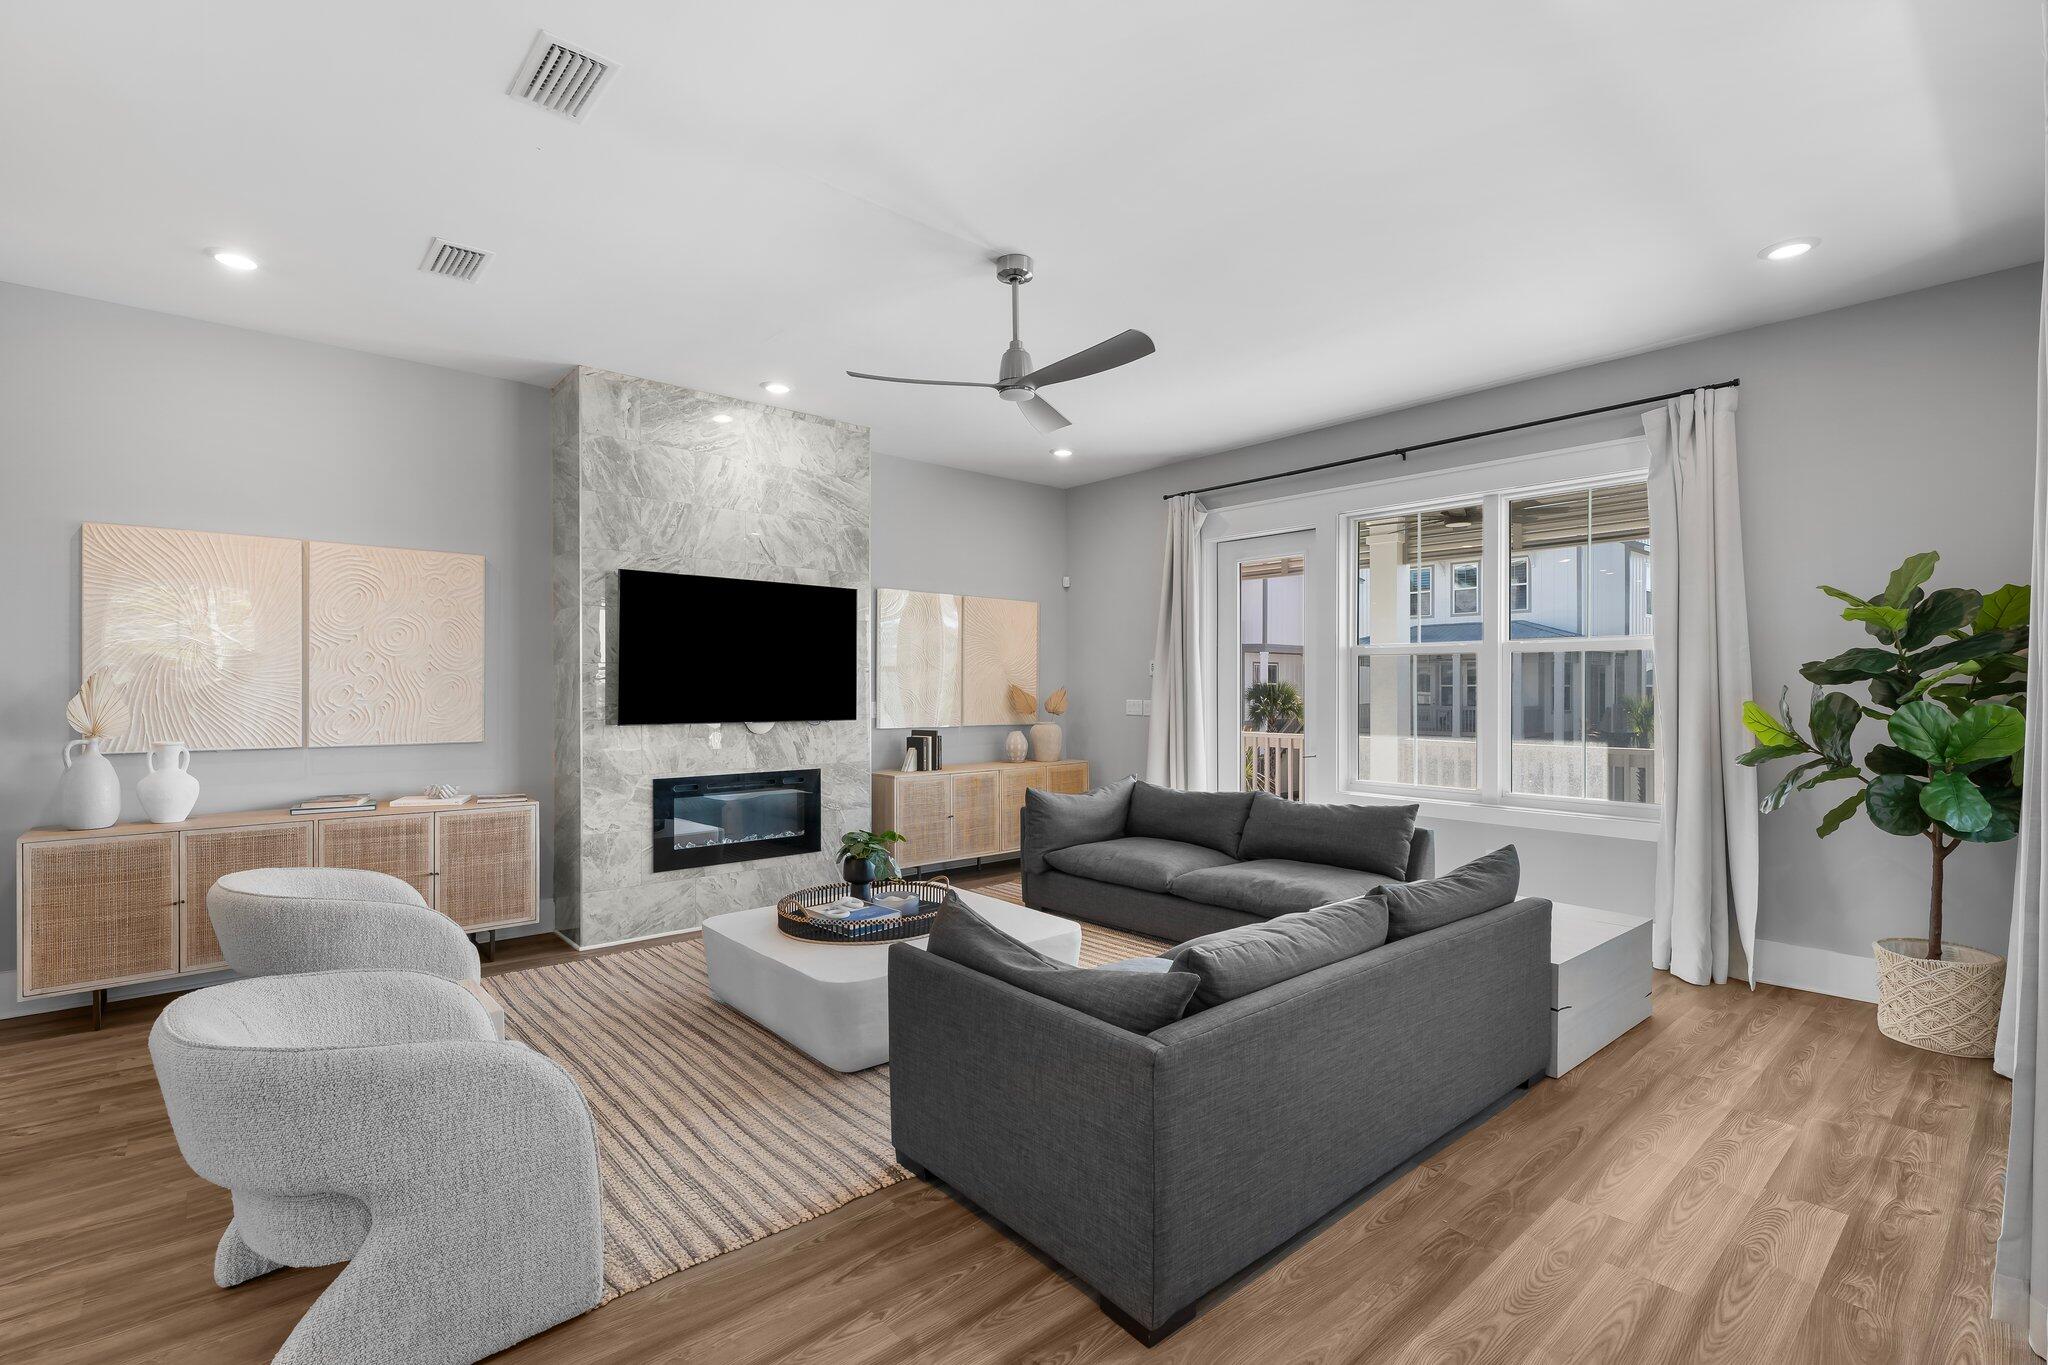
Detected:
[{"left": 1739, "top": 552, "right": 2028, "bottom": 961}]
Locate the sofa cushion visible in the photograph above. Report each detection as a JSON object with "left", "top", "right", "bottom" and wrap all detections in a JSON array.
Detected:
[
  {"left": 1166, "top": 859, "right": 1394, "bottom": 918},
  {"left": 1021, "top": 778, "right": 1135, "bottom": 874},
  {"left": 1126, "top": 782, "right": 1255, "bottom": 858},
  {"left": 1162, "top": 895, "right": 1390, "bottom": 1008},
  {"left": 927, "top": 903, "right": 1197, "bottom": 1032},
  {"left": 1236, "top": 793, "right": 1418, "bottom": 880},
  {"left": 1377, "top": 845, "right": 1521, "bottom": 940},
  {"left": 1043, "top": 837, "right": 1236, "bottom": 894}
]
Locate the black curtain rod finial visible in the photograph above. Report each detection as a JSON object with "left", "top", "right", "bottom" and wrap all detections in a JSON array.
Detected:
[{"left": 1165, "top": 378, "right": 1739, "bottom": 502}]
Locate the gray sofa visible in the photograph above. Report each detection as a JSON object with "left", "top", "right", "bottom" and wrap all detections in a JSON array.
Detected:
[
  {"left": 1020, "top": 779, "right": 1436, "bottom": 940},
  {"left": 889, "top": 891, "right": 1552, "bottom": 1342}
]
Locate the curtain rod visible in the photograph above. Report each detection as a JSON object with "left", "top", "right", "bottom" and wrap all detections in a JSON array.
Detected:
[{"left": 1162, "top": 379, "right": 1740, "bottom": 502}]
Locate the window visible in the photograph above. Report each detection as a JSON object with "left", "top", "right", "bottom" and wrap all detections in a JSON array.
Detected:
[
  {"left": 1407, "top": 566, "right": 1433, "bottom": 620},
  {"left": 1451, "top": 561, "right": 1480, "bottom": 616},
  {"left": 1350, "top": 482, "right": 1654, "bottom": 810}
]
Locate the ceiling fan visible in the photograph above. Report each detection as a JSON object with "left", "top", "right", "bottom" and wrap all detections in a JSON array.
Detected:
[{"left": 845, "top": 254, "right": 1154, "bottom": 434}]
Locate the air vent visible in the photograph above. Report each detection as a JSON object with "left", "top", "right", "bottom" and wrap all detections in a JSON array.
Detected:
[
  {"left": 420, "top": 238, "right": 492, "bottom": 281},
  {"left": 508, "top": 30, "right": 617, "bottom": 121}
]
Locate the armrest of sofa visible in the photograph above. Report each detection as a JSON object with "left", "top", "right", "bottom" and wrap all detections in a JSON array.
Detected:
[
  {"left": 1143, "top": 895, "right": 1550, "bottom": 1322},
  {"left": 1404, "top": 825, "right": 1436, "bottom": 881},
  {"left": 888, "top": 943, "right": 1164, "bottom": 1325}
]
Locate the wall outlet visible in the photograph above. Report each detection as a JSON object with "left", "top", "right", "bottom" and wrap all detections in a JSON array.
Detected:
[{"left": 1125, "top": 699, "right": 1150, "bottom": 716}]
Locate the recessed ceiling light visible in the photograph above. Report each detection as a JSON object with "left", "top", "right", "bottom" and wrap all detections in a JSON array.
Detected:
[
  {"left": 759, "top": 381, "right": 791, "bottom": 395},
  {"left": 1759, "top": 237, "right": 1818, "bottom": 261},
  {"left": 712, "top": 413, "right": 733, "bottom": 424},
  {"left": 211, "top": 250, "right": 259, "bottom": 272},
  {"left": 1051, "top": 448, "right": 1074, "bottom": 459}
]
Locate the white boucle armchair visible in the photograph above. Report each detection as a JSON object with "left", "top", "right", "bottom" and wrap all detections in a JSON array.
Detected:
[
  {"left": 207, "top": 866, "right": 504, "bottom": 1032},
  {"left": 149, "top": 970, "right": 603, "bottom": 1365}
]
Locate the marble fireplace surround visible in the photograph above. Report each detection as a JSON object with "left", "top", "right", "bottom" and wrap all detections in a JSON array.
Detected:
[{"left": 551, "top": 366, "right": 872, "bottom": 948}]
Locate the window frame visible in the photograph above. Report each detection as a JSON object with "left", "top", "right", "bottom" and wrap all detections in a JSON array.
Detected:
[
  {"left": 1344, "top": 471, "right": 1656, "bottom": 823},
  {"left": 1406, "top": 565, "right": 1433, "bottom": 621},
  {"left": 1450, "top": 560, "right": 1481, "bottom": 617},
  {"left": 1509, "top": 555, "right": 1530, "bottom": 613}
]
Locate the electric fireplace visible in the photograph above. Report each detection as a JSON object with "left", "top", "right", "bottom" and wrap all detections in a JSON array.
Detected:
[{"left": 650, "top": 769, "right": 821, "bottom": 872}]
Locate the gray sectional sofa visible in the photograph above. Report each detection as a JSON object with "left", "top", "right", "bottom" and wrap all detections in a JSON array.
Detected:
[
  {"left": 1020, "top": 778, "right": 1436, "bottom": 940},
  {"left": 889, "top": 884, "right": 1552, "bottom": 1342}
]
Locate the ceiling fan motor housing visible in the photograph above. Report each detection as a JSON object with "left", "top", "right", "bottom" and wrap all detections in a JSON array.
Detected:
[{"left": 998, "top": 341, "right": 1034, "bottom": 395}]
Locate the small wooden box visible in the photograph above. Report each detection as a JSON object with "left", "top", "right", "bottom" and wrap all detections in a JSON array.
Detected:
[{"left": 1549, "top": 902, "right": 1653, "bottom": 1077}]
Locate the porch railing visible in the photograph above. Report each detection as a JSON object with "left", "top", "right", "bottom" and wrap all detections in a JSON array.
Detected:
[{"left": 1241, "top": 730, "right": 1306, "bottom": 800}]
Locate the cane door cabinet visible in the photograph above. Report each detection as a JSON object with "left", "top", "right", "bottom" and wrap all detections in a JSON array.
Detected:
[
  {"left": 17, "top": 799, "right": 539, "bottom": 1024},
  {"left": 870, "top": 760, "right": 1091, "bottom": 871}
]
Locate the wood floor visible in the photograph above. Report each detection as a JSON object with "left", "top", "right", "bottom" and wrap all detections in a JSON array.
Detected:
[{"left": 0, "top": 873, "right": 2029, "bottom": 1363}]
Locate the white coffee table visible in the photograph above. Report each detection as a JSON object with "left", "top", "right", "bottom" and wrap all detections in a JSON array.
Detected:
[{"left": 702, "top": 890, "right": 1082, "bottom": 1072}]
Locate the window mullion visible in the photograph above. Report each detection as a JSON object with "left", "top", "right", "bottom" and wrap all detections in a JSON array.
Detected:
[{"left": 1478, "top": 492, "right": 1505, "bottom": 803}]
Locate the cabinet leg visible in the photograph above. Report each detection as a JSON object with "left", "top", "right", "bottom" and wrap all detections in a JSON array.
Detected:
[
  {"left": 477, "top": 931, "right": 497, "bottom": 962},
  {"left": 90, "top": 989, "right": 106, "bottom": 1031}
]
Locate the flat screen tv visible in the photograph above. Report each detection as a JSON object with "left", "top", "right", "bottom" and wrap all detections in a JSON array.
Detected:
[{"left": 615, "top": 569, "right": 859, "bottom": 724}]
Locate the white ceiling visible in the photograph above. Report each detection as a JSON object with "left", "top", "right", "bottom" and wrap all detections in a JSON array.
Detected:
[{"left": 0, "top": 2, "right": 2039, "bottom": 487}]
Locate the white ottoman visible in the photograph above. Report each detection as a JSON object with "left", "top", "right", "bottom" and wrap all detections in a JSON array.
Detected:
[
  {"left": 1549, "top": 902, "right": 1654, "bottom": 1076},
  {"left": 702, "top": 890, "right": 1083, "bottom": 1072}
]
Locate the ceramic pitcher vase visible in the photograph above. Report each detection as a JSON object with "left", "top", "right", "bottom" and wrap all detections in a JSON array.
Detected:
[
  {"left": 137, "top": 740, "right": 200, "bottom": 824},
  {"left": 59, "top": 737, "right": 121, "bottom": 830}
]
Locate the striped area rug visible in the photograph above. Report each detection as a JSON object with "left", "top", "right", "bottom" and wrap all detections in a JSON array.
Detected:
[{"left": 486, "top": 915, "right": 1166, "bottom": 1302}]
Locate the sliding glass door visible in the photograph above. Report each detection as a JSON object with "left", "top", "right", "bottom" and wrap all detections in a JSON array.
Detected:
[{"left": 1216, "top": 531, "right": 1317, "bottom": 799}]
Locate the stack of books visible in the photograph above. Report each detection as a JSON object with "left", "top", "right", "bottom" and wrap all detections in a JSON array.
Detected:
[
  {"left": 472, "top": 792, "right": 532, "bottom": 806},
  {"left": 290, "top": 793, "right": 374, "bottom": 815}
]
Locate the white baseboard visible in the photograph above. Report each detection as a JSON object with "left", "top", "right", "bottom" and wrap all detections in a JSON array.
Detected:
[
  {"left": 1750, "top": 937, "right": 1878, "bottom": 1003},
  {"left": 4, "top": 902, "right": 561, "bottom": 1021}
]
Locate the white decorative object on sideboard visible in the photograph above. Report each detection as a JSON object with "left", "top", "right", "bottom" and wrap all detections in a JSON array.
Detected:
[
  {"left": 1548, "top": 902, "right": 1653, "bottom": 1076},
  {"left": 136, "top": 741, "right": 201, "bottom": 824},
  {"left": 57, "top": 673, "right": 127, "bottom": 830}
]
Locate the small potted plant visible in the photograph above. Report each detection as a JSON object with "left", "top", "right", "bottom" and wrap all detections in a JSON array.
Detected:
[
  {"left": 1738, "top": 551, "right": 2027, "bottom": 1056},
  {"left": 838, "top": 829, "right": 907, "bottom": 902}
]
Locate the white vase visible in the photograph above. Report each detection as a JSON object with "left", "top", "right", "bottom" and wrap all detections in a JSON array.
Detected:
[
  {"left": 1004, "top": 730, "right": 1029, "bottom": 763},
  {"left": 137, "top": 740, "right": 200, "bottom": 824},
  {"left": 58, "top": 738, "right": 121, "bottom": 830},
  {"left": 1029, "top": 722, "right": 1064, "bottom": 763}
]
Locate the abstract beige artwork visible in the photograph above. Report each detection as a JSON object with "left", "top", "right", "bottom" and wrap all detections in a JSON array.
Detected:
[
  {"left": 81, "top": 522, "right": 305, "bottom": 753},
  {"left": 874, "top": 589, "right": 960, "bottom": 728},
  {"left": 961, "top": 595, "right": 1039, "bottom": 726},
  {"left": 306, "top": 541, "right": 485, "bottom": 746}
]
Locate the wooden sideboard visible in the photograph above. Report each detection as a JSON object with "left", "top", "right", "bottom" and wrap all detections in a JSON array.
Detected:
[
  {"left": 16, "top": 799, "right": 539, "bottom": 1021},
  {"left": 871, "top": 760, "right": 1090, "bottom": 871}
]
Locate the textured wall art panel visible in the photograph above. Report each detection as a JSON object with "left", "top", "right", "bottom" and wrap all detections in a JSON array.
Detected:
[
  {"left": 875, "top": 588, "right": 960, "bottom": 729},
  {"left": 960, "top": 595, "right": 1039, "bottom": 726},
  {"left": 81, "top": 522, "right": 305, "bottom": 753},
  {"left": 307, "top": 541, "right": 485, "bottom": 747}
]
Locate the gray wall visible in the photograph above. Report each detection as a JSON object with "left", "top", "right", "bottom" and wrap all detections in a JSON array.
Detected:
[
  {"left": 0, "top": 281, "right": 554, "bottom": 987},
  {"left": 870, "top": 453, "right": 1069, "bottom": 769},
  {"left": 1064, "top": 265, "right": 2041, "bottom": 962}
]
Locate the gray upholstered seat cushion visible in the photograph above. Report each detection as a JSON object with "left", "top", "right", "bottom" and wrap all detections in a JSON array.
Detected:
[
  {"left": 1162, "top": 895, "right": 1390, "bottom": 1007},
  {"left": 1125, "top": 783, "right": 1254, "bottom": 857},
  {"left": 1166, "top": 859, "right": 1394, "bottom": 917},
  {"left": 1235, "top": 793, "right": 1419, "bottom": 879},
  {"left": 927, "top": 904, "right": 1197, "bottom": 1032},
  {"left": 1378, "top": 845, "right": 1521, "bottom": 939},
  {"left": 1043, "top": 837, "right": 1236, "bottom": 893},
  {"left": 1020, "top": 778, "right": 1135, "bottom": 874}
]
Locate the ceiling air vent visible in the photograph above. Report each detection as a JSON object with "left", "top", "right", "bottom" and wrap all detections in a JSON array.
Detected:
[
  {"left": 508, "top": 31, "right": 618, "bottom": 121},
  {"left": 420, "top": 238, "right": 492, "bottom": 282}
]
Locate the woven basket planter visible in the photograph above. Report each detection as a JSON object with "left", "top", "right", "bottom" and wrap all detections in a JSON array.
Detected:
[{"left": 1872, "top": 938, "right": 2005, "bottom": 1057}]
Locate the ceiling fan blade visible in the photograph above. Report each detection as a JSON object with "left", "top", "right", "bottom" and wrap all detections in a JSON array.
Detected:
[
  {"left": 1019, "top": 329, "right": 1155, "bottom": 389},
  {"left": 845, "top": 371, "right": 996, "bottom": 388},
  {"left": 1019, "top": 395, "right": 1071, "bottom": 434}
]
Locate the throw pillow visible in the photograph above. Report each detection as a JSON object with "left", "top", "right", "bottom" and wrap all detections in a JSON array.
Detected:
[
  {"left": 1377, "top": 845, "right": 1520, "bottom": 940},
  {"left": 1160, "top": 894, "right": 1390, "bottom": 1008},
  {"left": 1125, "top": 782, "right": 1255, "bottom": 857},
  {"left": 1021, "top": 777, "right": 1136, "bottom": 873},
  {"left": 1235, "top": 792, "right": 1418, "bottom": 879},
  {"left": 926, "top": 904, "right": 1198, "bottom": 1031}
]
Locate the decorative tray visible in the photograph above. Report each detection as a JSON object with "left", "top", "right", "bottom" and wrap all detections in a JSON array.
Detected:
[{"left": 774, "top": 878, "right": 960, "bottom": 944}]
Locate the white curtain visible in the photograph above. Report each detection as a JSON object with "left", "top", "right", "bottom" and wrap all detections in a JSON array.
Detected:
[
  {"left": 1644, "top": 388, "right": 1759, "bottom": 986},
  {"left": 1992, "top": 142, "right": 2048, "bottom": 1349},
  {"left": 1146, "top": 494, "right": 1210, "bottom": 789}
]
